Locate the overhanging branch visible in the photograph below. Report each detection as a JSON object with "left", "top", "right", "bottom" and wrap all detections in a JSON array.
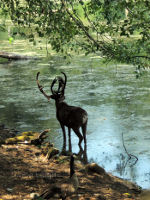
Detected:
[{"left": 61, "top": 0, "right": 107, "bottom": 52}]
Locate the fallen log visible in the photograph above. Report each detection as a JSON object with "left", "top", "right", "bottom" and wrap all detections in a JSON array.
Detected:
[{"left": 0, "top": 51, "right": 39, "bottom": 60}]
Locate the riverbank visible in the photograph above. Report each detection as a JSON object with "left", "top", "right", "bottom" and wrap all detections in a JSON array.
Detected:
[{"left": 0, "top": 126, "right": 147, "bottom": 200}]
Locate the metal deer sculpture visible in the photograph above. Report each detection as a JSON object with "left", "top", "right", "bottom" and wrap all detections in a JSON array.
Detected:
[{"left": 36, "top": 72, "right": 88, "bottom": 151}]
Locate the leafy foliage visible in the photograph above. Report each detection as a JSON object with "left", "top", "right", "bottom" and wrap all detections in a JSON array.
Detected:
[{"left": 0, "top": 0, "right": 150, "bottom": 66}]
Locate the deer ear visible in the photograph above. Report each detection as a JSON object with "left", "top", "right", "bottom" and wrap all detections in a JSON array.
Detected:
[{"left": 60, "top": 95, "right": 65, "bottom": 100}]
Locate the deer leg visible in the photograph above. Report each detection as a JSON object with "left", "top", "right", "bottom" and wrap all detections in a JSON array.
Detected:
[
  {"left": 72, "top": 127, "right": 83, "bottom": 147},
  {"left": 81, "top": 122, "right": 87, "bottom": 146},
  {"left": 83, "top": 141, "right": 88, "bottom": 164},
  {"left": 60, "top": 124, "right": 66, "bottom": 152},
  {"left": 68, "top": 128, "right": 72, "bottom": 152}
]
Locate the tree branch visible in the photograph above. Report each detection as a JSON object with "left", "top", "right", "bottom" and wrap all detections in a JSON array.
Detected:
[
  {"left": 130, "top": 55, "right": 150, "bottom": 60},
  {"left": 61, "top": 0, "right": 107, "bottom": 52}
]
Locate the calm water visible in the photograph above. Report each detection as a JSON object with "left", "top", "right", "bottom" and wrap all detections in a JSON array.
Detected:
[{"left": 0, "top": 55, "right": 150, "bottom": 189}]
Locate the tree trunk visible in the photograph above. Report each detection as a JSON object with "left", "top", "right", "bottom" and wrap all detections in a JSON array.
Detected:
[{"left": 0, "top": 51, "right": 38, "bottom": 60}]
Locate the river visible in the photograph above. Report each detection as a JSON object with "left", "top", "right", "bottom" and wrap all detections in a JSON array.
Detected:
[{"left": 0, "top": 54, "right": 150, "bottom": 189}]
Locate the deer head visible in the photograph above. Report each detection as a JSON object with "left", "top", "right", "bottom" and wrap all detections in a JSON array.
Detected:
[{"left": 36, "top": 72, "right": 67, "bottom": 101}]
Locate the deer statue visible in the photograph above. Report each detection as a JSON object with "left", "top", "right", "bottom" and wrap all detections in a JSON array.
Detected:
[{"left": 36, "top": 72, "right": 88, "bottom": 151}]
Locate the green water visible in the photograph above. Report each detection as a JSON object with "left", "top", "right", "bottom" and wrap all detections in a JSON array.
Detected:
[{"left": 0, "top": 36, "right": 150, "bottom": 189}]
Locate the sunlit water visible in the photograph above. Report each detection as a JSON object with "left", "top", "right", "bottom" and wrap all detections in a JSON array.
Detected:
[{"left": 0, "top": 55, "right": 150, "bottom": 189}]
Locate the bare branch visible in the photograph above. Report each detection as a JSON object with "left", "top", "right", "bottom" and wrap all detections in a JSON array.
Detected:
[
  {"left": 122, "top": 132, "right": 138, "bottom": 166},
  {"left": 130, "top": 55, "right": 150, "bottom": 60}
]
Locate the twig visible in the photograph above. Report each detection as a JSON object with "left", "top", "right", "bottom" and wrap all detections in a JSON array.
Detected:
[
  {"left": 122, "top": 132, "right": 138, "bottom": 166},
  {"left": 130, "top": 55, "right": 150, "bottom": 60}
]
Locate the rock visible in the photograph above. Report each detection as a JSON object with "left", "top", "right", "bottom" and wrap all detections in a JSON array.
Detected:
[
  {"left": 21, "top": 131, "right": 35, "bottom": 136},
  {"left": 85, "top": 163, "right": 106, "bottom": 175},
  {"left": 140, "top": 190, "right": 150, "bottom": 200},
  {"left": 5, "top": 134, "right": 32, "bottom": 144},
  {"left": 60, "top": 150, "right": 72, "bottom": 156},
  {"left": 46, "top": 147, "right": 59, "bottom": 159},
  {"left": 0, "top": 136, "right": 5, "bottom": 145},
  {"left": 5, "top": 130, "right": 49, "bottom": 145},
  {"left": 0, "top": 125, "right": 18, "bottom": 144},
  {"left": 0, "top": 124, "right": 5, "bottom": 130},
  {"left": 6, "top": 188, "right": 13, "bottom": 193},
  {"left": 31, "top": 129, "right": 50, "bottom": 146},
  {"left": 30, "top": 192, "right": 40, "bottom": 199},
  {"left": 41, "top": 142, "right": 54, "bottom": 155}
]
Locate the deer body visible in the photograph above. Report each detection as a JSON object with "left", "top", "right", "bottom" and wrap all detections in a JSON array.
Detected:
[
  {"left": 56, "top": 101, "right": 87, "bottom": 128},
  {"left": 36, "top": 72, "right": 88, "bottom": 151}
]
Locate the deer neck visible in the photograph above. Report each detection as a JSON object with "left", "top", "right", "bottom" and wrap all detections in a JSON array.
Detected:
[{"left": 55, "top": 98, "right": 66, "bottom": 109}]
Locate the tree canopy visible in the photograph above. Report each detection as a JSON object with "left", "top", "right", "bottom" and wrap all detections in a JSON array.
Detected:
[{"left": 0, "top": 0, "right": 150, "bottom": 66}]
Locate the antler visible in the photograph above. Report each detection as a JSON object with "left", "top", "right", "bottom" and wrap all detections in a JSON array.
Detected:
[
  {"left": 51, "top": 72, "right": 67, "bottom": 95},
  {"left": 36, "top": 72, "right": 51, "bottom": 101},
  {"left": 57, "top": 76, "right": 65, "bottom": 93},
  {"left": 61, "top": 72, "right": 67, "bottom": 88},
  {"left": 59, "top": 72, "right": 67, "bottom": 94},
  {"left": 36, "top": 72, "right": 67, "bottom": 99},
  {"left": 50, "top": 78, "right": 57, "bottom": 95}
]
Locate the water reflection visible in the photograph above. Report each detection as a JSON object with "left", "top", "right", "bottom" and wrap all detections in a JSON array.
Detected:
[
  {"left": 62, "top": 135, "right": 88, "bottom": 165},
  {"left": 0, "top": 56, "right": 150, "bottom": 189}
]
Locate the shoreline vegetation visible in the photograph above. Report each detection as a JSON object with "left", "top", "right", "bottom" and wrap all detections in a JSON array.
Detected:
[{"left": 0, "top": 124, "right": 148, "bottom": 200}]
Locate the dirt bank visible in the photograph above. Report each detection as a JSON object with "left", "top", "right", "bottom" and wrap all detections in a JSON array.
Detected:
[{"left": 0, "top": 126, "right": 146, "bottom": 200}]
